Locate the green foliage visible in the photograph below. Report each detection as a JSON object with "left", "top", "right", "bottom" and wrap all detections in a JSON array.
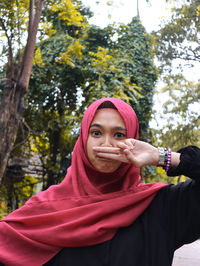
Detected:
[
  {"left": 51, "top": 0, "right": 86, "bottom": 27},
  {"left": 116, "top": 17, "right": 158, "bottom": 140},
  {"left": 0, "top": 0, "right": 29, "bottom": 43},
  {"left": 80, "top": 18, "right": 158, "bottom": 142},
  {"left": 27, "top": 29, "right": 86, "bottom": 188},
  {"left": 153, "top": 0, "right": 200, "bottom": 73},
  {"left": 1, "top": 1, "right": 158, "bottom": 207},
  {"left": 25, "top": 16, "right": 158, "bottom": 188},
  {"left": 86, "top": 45, "right": 141, "bottom": 102},
  {"left": 149, "top": 0, "right": 200, "bottom": 184},
  {"left": 0, "top": 0, "right": 89, "bottom": 206},
  {"left": 0, "top": 175, "right": 38, "bottom": 217},
  {"left": 154, "top": 74, "right": 200, "bottom": 149},
  {"left": 152, "top": 0, "right": 200, "bottom": 152},
  {"left": 0, "top": 0, "right": 89, "bottom": 68},
  {"left": 0, "top": 201, "right": 7, "bottom": 219},
  {"left": 142, "top": 164, "right": 188, "bottom": 185}
]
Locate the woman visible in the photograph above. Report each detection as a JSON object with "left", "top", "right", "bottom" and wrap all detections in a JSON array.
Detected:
[{"left": 0, "top": 98, "right": 200, "bottom": 266}]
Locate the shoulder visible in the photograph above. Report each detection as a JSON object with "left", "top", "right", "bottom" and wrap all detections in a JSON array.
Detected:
[{"left": 156, "top": 179, "right": 200, "bottom": 202}]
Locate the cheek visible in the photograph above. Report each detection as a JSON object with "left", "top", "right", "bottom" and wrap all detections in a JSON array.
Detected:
[
  {"left": 87, "top": 135, "right": 100, "bottom": 152},
  {"left": 86, "top": 136, "right": 94, "bottom": 161}
]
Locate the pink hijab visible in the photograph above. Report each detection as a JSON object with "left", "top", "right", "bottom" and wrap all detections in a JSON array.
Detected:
[{"left": 0, "top": 98, "right": 166, "bottom": 265}]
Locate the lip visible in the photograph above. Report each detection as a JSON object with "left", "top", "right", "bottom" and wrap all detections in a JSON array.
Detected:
[{"left": 96, "top": 156, "right": 113, "bottom": 162}]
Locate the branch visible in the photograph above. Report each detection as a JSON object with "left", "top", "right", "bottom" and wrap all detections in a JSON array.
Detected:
[
  {"left": 12, "top": 119, "right": 31, "bottom": 151},
  {"left": 169, "top": 115, "right": 200, "bottom": 147},
  {"left": 28, "top": 0, "right": 35, "bottom": 34},
  {"left": 0, "top": 78, "right": 11, "bottom": 83},
  {"left": 0, "top": 17, "right": 14, "bottom": 79},
  {"left": 19, "top": 0, "right": 35, "bottom": 82},
  {"left": 171, "top": 53, "right": 200, "bottom": 63},
  {"left": 16, "top": 0, "right": 22, "bottom": 65}
]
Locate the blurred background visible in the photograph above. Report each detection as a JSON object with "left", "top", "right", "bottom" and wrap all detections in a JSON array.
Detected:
[{"left": 0, "top": 0, "right": 199, "bottom": 217}]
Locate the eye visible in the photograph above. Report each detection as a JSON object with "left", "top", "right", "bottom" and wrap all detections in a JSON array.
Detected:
[
  {"left": 91, "top": 130, "right": 102, "bottom": 137},
  {"left": 114, "top": 132, "right": 126, "bottom": 138}
]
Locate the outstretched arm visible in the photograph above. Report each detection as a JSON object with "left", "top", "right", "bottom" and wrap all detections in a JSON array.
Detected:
[{"left": 93, "top": 138, "right": 180, "bottom": 169}]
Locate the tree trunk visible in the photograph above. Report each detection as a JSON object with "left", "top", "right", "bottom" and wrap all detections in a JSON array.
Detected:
[
  {"left": 0, "top": 82, "right": 25, "bottom": 184},
  {"left": 0, "top": 0, "right": 44, "bottom": 185}
]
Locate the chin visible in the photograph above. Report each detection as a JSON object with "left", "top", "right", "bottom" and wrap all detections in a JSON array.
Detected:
[
  {"left": 94, "top": 161, "right": 120, "bottom": 173},
  {"left": 90, "top": 156, "right": 121, "bottom": 173},
  {"left": 97, "top": 168, "right": 117, "bottom": 173}
]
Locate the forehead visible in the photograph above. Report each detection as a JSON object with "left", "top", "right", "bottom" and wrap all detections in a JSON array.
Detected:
[{"left": 91, "top": 108, "right": 125, "bottom": 127}]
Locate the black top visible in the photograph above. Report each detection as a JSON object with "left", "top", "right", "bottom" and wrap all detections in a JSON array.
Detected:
[{"left": 45, "top": 146, "right": 200, "bottom": 266}]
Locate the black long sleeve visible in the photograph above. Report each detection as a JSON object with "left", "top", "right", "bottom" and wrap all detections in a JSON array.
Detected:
[
  {"left": 162, "top": 145, "right": 200, "bottom": 250},
  {"left": 46, "top": 145, "right": 200, "bottom": 266},
  {"left": 167, "top": 145, "right": 200, "bottom": 180},
  {"left": 2, "top": 146, "right": 199, "bottom": 266}
]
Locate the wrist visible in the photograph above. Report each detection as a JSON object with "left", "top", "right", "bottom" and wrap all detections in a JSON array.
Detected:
[
  {"left": 170, "top": 152, "right": 180, "bottom": 169},
  {"left": 157, "top": 147, "right": 172, "bottom": 172},
  {"left": 153, "top": 147, "right": 159, "bottom": 166}
]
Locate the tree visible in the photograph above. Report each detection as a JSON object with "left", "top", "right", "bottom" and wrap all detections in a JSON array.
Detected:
[
  {"left": 153, "top": 0, "right": 200, "bottom": 74},
  {"left": 25, "top": 17, "right": 157, "bottom": 188},
  {"left": 0, "top": 4, "right": 158, "bottom": 208},
  {"left": 0, "top": 0, "right": 44, "bottom": 183},
  {"left": 116, "top": 17, "right": 157, "bottom": 140},
  {"left": 0, "top": 0, "right": 86, "bottom": 184},
  {"left": 152, "top": 0, "right": 200, "bottom": 147},
  {"left": 26, "top": 34, "right": 85, "bottom": 188},
  {"left": 78, "top": 17, "right": 158, "bottom": 141},
  {"left": 153, "top": 74, "right": 200, "bottom": 149},
  {"left": 149, "top": 0, "right": 200, "bottom": 183}
]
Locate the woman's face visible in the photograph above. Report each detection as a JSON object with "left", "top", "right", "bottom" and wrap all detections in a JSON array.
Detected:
[{"left": 87, "top": 108, "right": 127, "bottom": 173}]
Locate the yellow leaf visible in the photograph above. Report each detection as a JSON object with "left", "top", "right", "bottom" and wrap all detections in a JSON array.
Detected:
[
  {"left": 197, "top": 5, "right": 200, "bottom": 16},
  {"left": 58, "top": 38, "right": 84, "bottom": 67},
  {"left": 51, "top": 0, "right": 86, "bottom": 28},
  {"left": 33, "top": 48, "right": 45, "bottom": 66}
]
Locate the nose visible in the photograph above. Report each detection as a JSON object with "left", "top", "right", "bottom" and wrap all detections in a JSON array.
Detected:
[{"left": 101, "top": 135, "right": 113, "bottom": 147}]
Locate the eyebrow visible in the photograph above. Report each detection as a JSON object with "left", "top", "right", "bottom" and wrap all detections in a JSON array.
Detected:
[{"left": 90, "top": 123, "right": 127, "bottom": 132}]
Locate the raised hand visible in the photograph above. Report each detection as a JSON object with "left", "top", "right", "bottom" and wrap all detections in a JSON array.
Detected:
[{"left": 93, "top": 139, "right": 159, "bottom": 168}]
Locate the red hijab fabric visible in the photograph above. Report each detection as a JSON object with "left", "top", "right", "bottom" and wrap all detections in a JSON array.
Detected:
[{"left": 0, "top": 98, "right": 166, "bottom": 265}]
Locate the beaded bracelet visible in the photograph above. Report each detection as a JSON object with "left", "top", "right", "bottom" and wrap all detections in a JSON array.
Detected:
[{"left": 164, "top": 148, "right": 171, "bottom": 172}]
